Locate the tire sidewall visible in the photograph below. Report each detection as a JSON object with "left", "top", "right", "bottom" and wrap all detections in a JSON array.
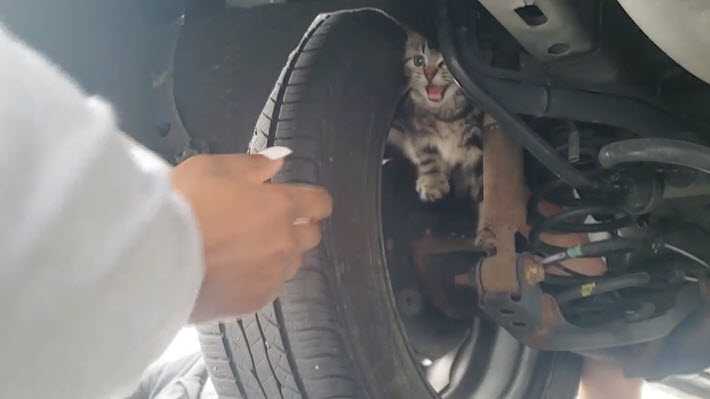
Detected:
[{"left": 255, "top": 9, "right": 581, "bottom": 399}]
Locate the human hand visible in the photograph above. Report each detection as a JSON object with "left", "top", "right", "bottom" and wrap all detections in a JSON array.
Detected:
[
  {"left": 578, "top": 357, "right": 642, "bottom": 399},
  {"left": 171, "top": 147, "right": 333, "bottom": 323}
]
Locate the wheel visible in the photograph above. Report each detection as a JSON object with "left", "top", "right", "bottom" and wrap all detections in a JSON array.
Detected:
[{"left": 197, "top": 9, "right": 582, "bottom": 399}]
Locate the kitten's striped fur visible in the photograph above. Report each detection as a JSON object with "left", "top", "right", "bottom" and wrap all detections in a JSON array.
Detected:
[{"left": 389, "top": 31, "right": 484, "bottom": 202}]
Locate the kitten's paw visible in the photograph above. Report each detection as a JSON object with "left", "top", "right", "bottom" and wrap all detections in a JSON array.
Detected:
[{"left": 416, "top": 174, "right": 450, "bottom": 202}]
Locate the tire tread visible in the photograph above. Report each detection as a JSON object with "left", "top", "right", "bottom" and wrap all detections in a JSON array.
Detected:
[{"left": 200, "top": 12, "right": 362, "bottom": 399}]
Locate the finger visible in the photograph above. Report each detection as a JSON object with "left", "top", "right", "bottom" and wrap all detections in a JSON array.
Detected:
[
  {"left": 293, "top": 222, "right": 322, "bottom": 251},
  {"left": 283, "top": 254, "right": 305, "bottom": 280},
  {"left": 208, "top": 148, "right": 291, "bottom": 182},
  {"left": 183, "top": 153, "right": 282, "bottom": 183},
  {"left": 245, "top": 155, "right": 285, "bottom": 183},
  {"left": 546, "top": 258, "right": 607, "bottom": 276},
  {"left": 540, "top": 231, "right": 590, "bottom": 248},
  {"left": 536, "top": 200, "right": 563, "bottom": 216},
  {"left": 250, "top": 146, "right": 292, "bottom": 182},
  {"left": 279, "top": 185, "right": 334, "bottom": 221}
]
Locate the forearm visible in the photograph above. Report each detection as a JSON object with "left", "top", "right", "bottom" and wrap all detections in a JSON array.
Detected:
[{"left": 0, "top": 26, "right": 204, "bottom": 398}]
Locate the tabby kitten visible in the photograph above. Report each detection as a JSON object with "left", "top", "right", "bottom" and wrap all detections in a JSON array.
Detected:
[{"left": 389, "top": 31, "right": 483, "bottom": 202}]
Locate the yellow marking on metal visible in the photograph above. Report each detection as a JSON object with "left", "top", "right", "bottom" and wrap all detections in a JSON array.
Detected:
[{"left": 580, "top": 282, "right": 596, "bottom": 297}]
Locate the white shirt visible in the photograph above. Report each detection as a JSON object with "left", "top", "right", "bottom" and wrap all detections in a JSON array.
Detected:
[{"left": 0, "top": 26, "right": 205, "bottom": 398}]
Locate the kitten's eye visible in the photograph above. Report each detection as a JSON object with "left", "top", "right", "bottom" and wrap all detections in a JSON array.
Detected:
[{"left": 413, "top": 55, "right": 425, "bottom": 67}]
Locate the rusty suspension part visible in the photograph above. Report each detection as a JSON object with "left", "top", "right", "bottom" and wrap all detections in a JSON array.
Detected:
[
  {"left": 471, "top": 116, "right": 703, "bottom": 351},
  {"left": 474, "top": 114, "right": 527, "bottom": 297}
]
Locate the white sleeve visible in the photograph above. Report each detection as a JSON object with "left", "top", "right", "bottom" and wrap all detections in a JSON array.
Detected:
[{"left": 0, "top": 27, "right": 205, "bottom": 398}]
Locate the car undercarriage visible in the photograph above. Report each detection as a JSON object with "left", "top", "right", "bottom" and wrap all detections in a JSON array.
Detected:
[
  {"left": 6, "top": 0, "right": 710, "bottom": 397},
  {"left": 431, "top": 0, "right": 710, "bottom": 377}
]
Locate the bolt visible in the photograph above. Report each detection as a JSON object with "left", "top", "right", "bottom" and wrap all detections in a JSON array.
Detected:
[
  {"left": 523, "top": 256, "right": 545, "bottom": 285},
  {"left": 624, "top": 308, "right": 647, "bottom": 323},
  {"left": 454, "top": 271, "right": 475, "bottom": 288},
  {"left": 396, "top": 289, "right": 424, "bottom": 317},
  {"left": 624, "top": 302, "right": 655, "bottom": 322}
]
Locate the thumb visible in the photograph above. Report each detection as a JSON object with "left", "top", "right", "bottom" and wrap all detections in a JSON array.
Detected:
[{"left": 248, "top": 146, "right": 292, "bottom": 182}]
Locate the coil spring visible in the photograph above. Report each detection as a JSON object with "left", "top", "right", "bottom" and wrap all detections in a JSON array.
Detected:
[{"left": 527, "top": 178, "right": 635, "bottom": 258}]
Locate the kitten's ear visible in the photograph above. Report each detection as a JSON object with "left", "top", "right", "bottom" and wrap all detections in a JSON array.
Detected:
[{"left": 405, "top": 29, "right": 426, "bottom": 51}]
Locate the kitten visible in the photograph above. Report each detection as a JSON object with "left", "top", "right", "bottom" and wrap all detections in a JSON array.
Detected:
[{"left": 389, "top": 31, "right": 483, "bottom": 202}]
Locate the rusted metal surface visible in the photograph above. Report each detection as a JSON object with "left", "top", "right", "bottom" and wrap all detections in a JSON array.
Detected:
[
  {"left": 522, "top": 256, "right": 546, "bottom": 285},
  {"left": 480, "top": 254, "right": 703, "bottom": 351},
  {"left": 404, "top": 113, "right": 707, "bottom": 354},
  {"left": 411, "top": 234, "right": 482, "bottom": 319},
  {"left": 475, "top": 114, "right": 527, "bottom": 296},
  {"left": 468, "top": 124, "right": 704, "bottom": 350}
]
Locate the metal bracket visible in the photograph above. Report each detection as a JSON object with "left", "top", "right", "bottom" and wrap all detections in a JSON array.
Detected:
[
  {"left": 478, "top": 0, "right": 593, "bottom": 62},
  {"left": 478, "top": 255, "right": 703, "bottom": 351}
]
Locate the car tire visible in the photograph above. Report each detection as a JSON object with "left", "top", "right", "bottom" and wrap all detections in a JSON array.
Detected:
[{"left": 197, "top": 9, "right": 583, "bottom": 399}]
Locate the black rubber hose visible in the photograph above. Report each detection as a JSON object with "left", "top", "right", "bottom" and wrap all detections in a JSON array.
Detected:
[
  {"left": 481, "top": 79, "right": 698, "bottom": 142},
  {"left": 599, "top": 138, "right": 710, "bottom": 174},
  {"left": 556, "top": 272, "right": 651, "bottom": 304},
  {"left": 436, "top": 0, "right": 597, "bottom": 189}
]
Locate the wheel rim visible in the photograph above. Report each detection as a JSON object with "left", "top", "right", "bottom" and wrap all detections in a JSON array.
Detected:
[{"left": 381, "top": 156, "right": 541, "bottom": 399}]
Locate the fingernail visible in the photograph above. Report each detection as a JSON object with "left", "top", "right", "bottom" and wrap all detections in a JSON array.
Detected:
[
  {"left": 258, "top": 146, "right": 292, "bottom": 160},
  {"left": 293, "top": 217, "right": 312, "bottom": 226}
]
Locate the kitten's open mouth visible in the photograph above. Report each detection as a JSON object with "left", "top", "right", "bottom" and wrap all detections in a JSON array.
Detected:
[{"left": 426, "top": 85, "right": 447, "bottom": 102}]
